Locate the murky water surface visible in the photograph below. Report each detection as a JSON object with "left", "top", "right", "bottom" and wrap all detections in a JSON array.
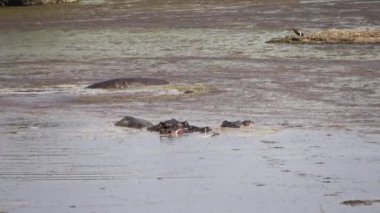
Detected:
[{"left": 0, "top": 0, "right": 380, "bottom": 212}]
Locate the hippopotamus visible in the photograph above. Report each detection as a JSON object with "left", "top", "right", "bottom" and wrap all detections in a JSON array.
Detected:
[
  {"left": 115, "top": 116, "right": 253, "bottom": 137},
  {"left": 115, "top": 116, "right": 153, "bottom": 129},
  {"left": 87, "top": 77, "right": 169, "bottom": 89},
  {"left": 221, "top": 120, "right": 253, "bottom": 128},
  {"left": 147, "top": 119, "right": 212, "bottom": 136},
  {"left": 115, "top": 117, "right": 211, "bottom": 136}
]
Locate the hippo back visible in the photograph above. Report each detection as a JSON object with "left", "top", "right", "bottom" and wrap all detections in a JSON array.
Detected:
[
  {"left": 87, "top": 78, "right": 169, "bottom": 89},
  {"left": 115, "top": 116, "right": 153, "bottom": 129}
]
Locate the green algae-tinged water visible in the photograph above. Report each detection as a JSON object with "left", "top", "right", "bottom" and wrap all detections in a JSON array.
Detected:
[{"left": 1, "top": 0, "right": 380, "bottom": 212}]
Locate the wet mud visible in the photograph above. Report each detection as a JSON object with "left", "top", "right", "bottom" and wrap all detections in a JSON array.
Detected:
[{"left": 0, "top": 0, "right": 380, "bottom": 213}]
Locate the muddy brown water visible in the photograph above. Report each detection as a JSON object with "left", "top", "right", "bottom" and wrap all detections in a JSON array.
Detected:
[{"left": 0, "top": 0, "right": 380, "bottom": 212}]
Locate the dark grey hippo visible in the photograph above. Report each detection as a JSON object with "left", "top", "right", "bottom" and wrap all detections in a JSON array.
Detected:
[
  {"left": 115, "top": 117, "right": 212, "bottom": 136},
  {"left": 115, "top": 116, "right": 153, "bottom": 129},
  {"left": 87, "top": 77, "right": 169, "bottom": 89},
  {"left": 221, "top": 120, "right": 253, "bottom": 128},
  {"left": 115, "top": 116, "right": 253, "bottom": 137},
  {"left": 147, "top": 119, "right": 212, "bottom": 135}
]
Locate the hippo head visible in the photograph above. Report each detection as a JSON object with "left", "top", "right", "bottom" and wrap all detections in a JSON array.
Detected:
[{"left": 242, "top": 120, "right": 253, "bottom": 126}]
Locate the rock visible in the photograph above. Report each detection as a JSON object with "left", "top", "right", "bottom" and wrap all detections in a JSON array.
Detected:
[
  {"left": 221, "top": 120, "right": 253, "bottom": 128},
  {"left": 87, "top": 77, "right": 169, "bottom": 89},
  {"left": 115, "top": 116, "right": 153, "bottom": 129},
  {"left": 266, "top": 29, "right": 380, "bottom": 44}
]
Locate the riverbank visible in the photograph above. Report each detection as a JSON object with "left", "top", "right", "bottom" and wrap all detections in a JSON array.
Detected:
[
  {"left": 0, "top": 0, "right": 77, "bottom": 7},
  {"left": 267, "top": 29, "right": 380, "bottom": 44}
]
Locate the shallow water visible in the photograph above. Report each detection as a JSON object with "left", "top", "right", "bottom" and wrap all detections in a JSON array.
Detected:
[{"left": 0, "top": 0, "right": 380, "bottom": 212}]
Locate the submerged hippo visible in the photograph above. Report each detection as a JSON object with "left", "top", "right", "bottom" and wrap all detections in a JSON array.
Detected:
[
  {"left": 115, "top": 116, "right": 153, "bottom": 129},
  {"left": 115, "top": 116, "right": 253, "bottom": 137},
  {"left": 87, "top": 77, "right": 169, "bottom": 89},
  {"left": 221, "top": 120, "right": 253, "bottom": 128},
  {"left": 148, "top": 119, "right": 212, "bottom": 136},
  {"left": 115, "top": 116, "right": 211, "bottom": 136}
]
